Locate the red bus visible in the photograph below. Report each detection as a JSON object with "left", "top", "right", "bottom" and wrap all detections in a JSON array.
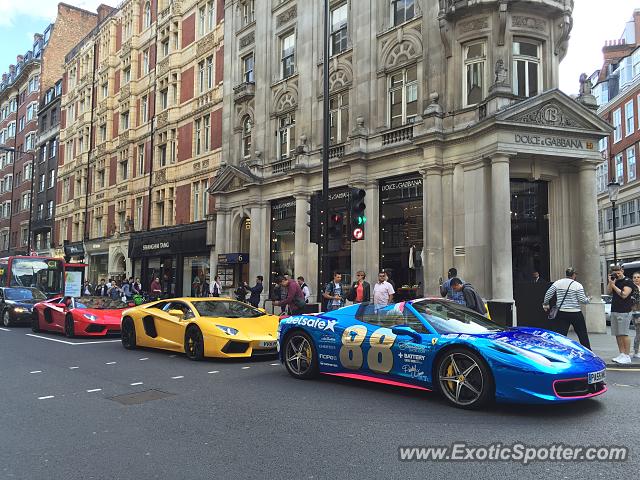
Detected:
[{"left": 0, "top": 256, "right": 66, "bottom": 297}]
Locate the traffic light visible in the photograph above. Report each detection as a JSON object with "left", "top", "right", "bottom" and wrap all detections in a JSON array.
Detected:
[
  {"left": 307, "top": 193, "right": 322, "bottom": 244},
  {"left": 328, "top": 213, "right": 343, "bottom": 238},
  {"left": 349, "top": 188, "right": 366, "bottom": 242}
]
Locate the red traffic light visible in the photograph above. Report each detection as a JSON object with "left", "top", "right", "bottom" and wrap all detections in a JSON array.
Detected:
[{"left": 331, "top": 214, "right": 342, "bottom": 223}]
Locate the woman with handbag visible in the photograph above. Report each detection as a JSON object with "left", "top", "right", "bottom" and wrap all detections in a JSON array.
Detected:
[
  {"left": 347, "top": 271, "right": 370, "bottom": 304},
  {"left": 542, "top": 267, "right": 591, "bottom": 349}
]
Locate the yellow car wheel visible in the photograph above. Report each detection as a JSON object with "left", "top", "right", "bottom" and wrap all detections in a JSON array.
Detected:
[
  {"left": 121, "top": 317, "right": 137, "bottom": 350},
  {"left": 185, "top": 326, "right": 204, "bottom": 361}
]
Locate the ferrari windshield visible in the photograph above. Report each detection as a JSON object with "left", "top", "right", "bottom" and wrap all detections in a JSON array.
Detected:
[
  {"left": 74, "top": 296, "right": 129, "bottom": 310},
  {"left": 411, "top": 299, "right": 504, "bottom": 334},
  {"left": 4, "top": 288, "right": 47, "bottom": 301},
  {"left": 192, "top": 300, "right": 264, "bottom": 318}
]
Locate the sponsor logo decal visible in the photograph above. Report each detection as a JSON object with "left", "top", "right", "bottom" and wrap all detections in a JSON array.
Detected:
[
  {"left": 319, "top": 353, "right": 338, "bottom": 361},
  {"left": 318, "top": 343, "right": 337, "bottom": 351},
  {"left": 285, "top": 316, "right": 337, "bottom": 332},
  {"left": 398, "top": 352, "right": 426, "bottom": 364},
  {"left": 432, "top": 338, "right": 438, "bottom": 346},
  {"left": 402, "top": 364, "right": 427, "bottom": 380},
  {"left": 320, "top": 362, "right": 339, "bottom": 368},
  {"left": 319, "top": 334, "right": 337, "bottom": 344},
  {"left": 398, "top": 342, "right": 428, "bottom": 354},
  {"left": 441, "top": 333, "right": 459, "bottom": 339}
]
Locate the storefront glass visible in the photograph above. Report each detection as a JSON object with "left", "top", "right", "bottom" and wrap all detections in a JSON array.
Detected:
[
  {"left": 270, "top": 198, "right": 296, "bottom": 293},
  {"left": 379, "top": 176, "right": 424, "bottom": 300},
  {"left": 183, "top": 256, "right": 210, "bottom": 297},
  {"left": 88, "top": 253, "right": 109, "bottom": 284}
]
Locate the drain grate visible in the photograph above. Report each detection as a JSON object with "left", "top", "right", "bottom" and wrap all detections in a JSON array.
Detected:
[{"left": 109, "top": 389, "right": 175, "bottom": 405}]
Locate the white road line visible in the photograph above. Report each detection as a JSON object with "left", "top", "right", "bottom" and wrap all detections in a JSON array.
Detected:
[
  {"left": 74, "top": 339, "right": 121, "bottom": 345},
  {"left": 241, "top": 366, "right": 251, "bottom": 370},
  {"left": 105, "top": 362, "right": 117, "bottom": 365},
  {"left": 30, "top": 370, "right": 42, "bottom": 374},
  {"left": 130, "top": 382, "right": 143, "bottom": 386},
  {"left": 139, "top": 357, "right": 149, "bottom": 361},
  {"left": 86, "top": 389, "right": 102, "bottom": 393},
  {"left": 69, "top": 366, "right": 79, "bottom": 370},
  {"left": 38, "top": 396, "right": 54, "bottom": 400},
  {"left": 24, "top": 334, "right": 120, "bottom": 345},
  {"left": 0, "top": 327, "right": 11, "bottom": 332},
  {"left": 171, "top": 376, "right": 184, "bottom": 379},
  {"left": 270, "top": 363, "right": 279, "bottom": 366},
  {"left": 207, "top": 371, "right": 219, "bottom": 374},
  {"left": 169, "top": 355, "right": 177, "bottom": 358}
]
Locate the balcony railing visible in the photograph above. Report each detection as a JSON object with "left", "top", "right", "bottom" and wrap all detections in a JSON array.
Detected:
[
  {"left": 382, "top": 125, "right": 414, "bottom": 146},
  {"left": 271, "top": 159, "right": 292, "bottom": 174},
  {"left": 233, "top": 81, "right": 255, "bottom": 103}
]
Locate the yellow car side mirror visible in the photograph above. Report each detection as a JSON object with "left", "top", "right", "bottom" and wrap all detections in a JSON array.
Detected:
[
  {"left": 258, "top": 308, "right": 266, "bottom": 314},
  {"left": 168, "top": 309, "right": 185, "bottom": 319}
]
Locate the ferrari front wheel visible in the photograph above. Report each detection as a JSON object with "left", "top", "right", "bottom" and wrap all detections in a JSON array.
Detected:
[
  {"left": 436, "top": 348, "right": 493, "bottom": 409},
  {"left": 64, "top": 315, "right": 75, "bottom": 338},
  {"left": 283, "top": 331, "right": 318, "bottom": 379},
  {"left": 121, "top": 317, "right": 137, "bottom": 350},
  {"left": 185, "top": 326, "right": 204, "bottom": 361}
]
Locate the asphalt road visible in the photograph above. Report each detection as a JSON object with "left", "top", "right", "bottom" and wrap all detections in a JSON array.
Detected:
[{"left": 0, "top": 326, "right": 638, "bottom": 480}]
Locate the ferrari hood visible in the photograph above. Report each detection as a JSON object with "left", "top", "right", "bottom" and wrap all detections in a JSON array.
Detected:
[{"left": 201, "top": 314, "right": 279, "bottom": 338}]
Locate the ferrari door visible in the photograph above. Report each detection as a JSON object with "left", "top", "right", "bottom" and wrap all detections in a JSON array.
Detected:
[
  {"left": 152, "top": 301, "right": 193, "bottom": 350},
  {"left": 47, "top": 300, "right": 68, "bottom": 332}
]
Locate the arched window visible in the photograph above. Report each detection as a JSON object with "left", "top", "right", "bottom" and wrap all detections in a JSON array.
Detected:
[
  {"left": 144, "top": 2, "right": 152, "bottom": 29},
  {"left": 242, "top": 116, "right": 252, "bottom": 158}
]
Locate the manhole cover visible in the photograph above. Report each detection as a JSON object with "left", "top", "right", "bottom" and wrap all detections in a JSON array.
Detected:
[{"left": 109, "top": 389, "right": 175, "bottom": 405}]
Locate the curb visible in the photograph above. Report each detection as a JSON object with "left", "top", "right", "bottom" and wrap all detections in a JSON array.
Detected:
[{"left": 605, "top": 363, "right": 640, "bottom": 369}]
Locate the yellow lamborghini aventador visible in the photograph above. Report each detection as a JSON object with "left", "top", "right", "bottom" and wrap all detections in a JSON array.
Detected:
[{"left": 120, "top": 298, "right": 280, "bottom": 360}]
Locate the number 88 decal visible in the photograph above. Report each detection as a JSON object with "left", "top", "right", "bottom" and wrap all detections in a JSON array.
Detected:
[{"left": 339, "top": 326, "right": 397, "bottom": 373}]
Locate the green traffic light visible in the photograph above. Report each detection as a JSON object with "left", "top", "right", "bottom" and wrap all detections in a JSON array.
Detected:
[{"left": 357, "top": 215, "right": 367, "bottom": 225}]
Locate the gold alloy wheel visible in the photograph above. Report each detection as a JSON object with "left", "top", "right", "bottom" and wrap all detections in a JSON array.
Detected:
[
  {"left": 438, "top": 352, "right": 485, "bottom": 406},
  {"left": 285, "top": 335, "right": 313, "bottom": 376}
]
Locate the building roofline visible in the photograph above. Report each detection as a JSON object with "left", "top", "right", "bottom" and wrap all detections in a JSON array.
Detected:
[{"left": 58, "top": 2, "right": 99, "bottom": 17}]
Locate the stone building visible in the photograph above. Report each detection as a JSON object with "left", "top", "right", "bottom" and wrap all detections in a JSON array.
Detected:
[
  {"left": 209, "top": 0, "right": 609, "bottom": 331},
  {"left": 57, "top": 0, "right": 224, "bottom": 295}
]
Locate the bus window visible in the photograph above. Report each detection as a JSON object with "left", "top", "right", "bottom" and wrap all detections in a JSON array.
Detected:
[
  {"left": 9, "top": 258, "right": 63, "bottom": 296},
  {"left": 0, "top": 262, "right": 7, "bottom": 286}
]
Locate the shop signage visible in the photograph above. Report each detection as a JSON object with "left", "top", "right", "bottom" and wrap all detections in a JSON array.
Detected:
[
  {"left": 381, "top": 178, "right": 423, "bottom": 192},
  {"left": 380, "top": 176, "right": 423, "bottom": 201},
  {"left": 64, "top": 243, "right": 85, "bottom": 257},
  {"left": 218, "top": 253, "right": 249, "bottom": 265},
  {"left": 142, "top": 242, "right": 170, "bottom": 252},
  {"left": 129, "top": 225, "right": 207, "bottom": 258},
  {"left": 514, "top": 133, "right": 592, "bottom": 150}
]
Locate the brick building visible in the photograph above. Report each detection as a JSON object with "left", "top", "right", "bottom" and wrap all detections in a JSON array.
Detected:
[{"left": 58, "top": 0, "right": 224, "bottom": 295}]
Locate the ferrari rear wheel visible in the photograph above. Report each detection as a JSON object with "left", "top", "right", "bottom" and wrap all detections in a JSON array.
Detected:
[
  {"left": 31, "top": 312, "right": 41, "bottom": 333},
  {"left": 185, "top": 327, "right": 204, "bottom": 361},
  {"left": 64, "top": 315, "right": 75, "bottom": 338},
  {"left": 436, "top": 348, "right": 493, "bottom": 409},
  {"left": 283, "top": 331, "right": 318, "bottom": 379},
  {"left": 121, "top": 317, "right": 136, "bottom": 350},
  {"left": 2, "top": 309, "right": 11, "bottom": 327}
]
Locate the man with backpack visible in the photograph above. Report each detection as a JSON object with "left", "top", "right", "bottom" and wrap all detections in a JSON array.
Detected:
[
  {"left": 322, "top": 272, "right": 345, "bottom": 311},
  {"left": 450, "top": 278, "right": 487, "bottom": 316}
]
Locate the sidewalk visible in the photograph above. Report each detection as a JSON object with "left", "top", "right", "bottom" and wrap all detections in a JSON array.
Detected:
[{"left": 567, "top": 325, "right": 640, "bottom": 368}]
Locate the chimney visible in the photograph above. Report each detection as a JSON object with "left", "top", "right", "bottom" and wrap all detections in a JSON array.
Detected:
[
  {"left": 1, "top": 74, "right": 6, "bottom": 83},
  {"left": 9, "top": 65, "right": 15, "bottom": 74},
  {"left": 634, "top": 9, "right": 640, "bottom": 46},
  {"left": 97, "top": 4, "right": 115, "bottom": 23},
  {"left": 33, "top": 33, "right": 43, "bottom": 43},
  {"left": 16, "top": 55, "right": 23, "bottom": 64}
]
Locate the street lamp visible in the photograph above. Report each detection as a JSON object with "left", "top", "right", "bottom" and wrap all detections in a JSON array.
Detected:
[
  {"left": 607, "top": 180, "right": 621, "bottom": 265},
  {"left": 0, "top": 146, "right": 36, "bottom": 255}
]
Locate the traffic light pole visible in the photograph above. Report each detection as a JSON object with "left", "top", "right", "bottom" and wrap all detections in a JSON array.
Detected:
[{"left": 321, "top": 0, "right": 330, "bottom": 295}]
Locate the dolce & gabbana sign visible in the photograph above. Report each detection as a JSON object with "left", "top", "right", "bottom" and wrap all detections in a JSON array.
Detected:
[{"left": 514, "top": 133, "right": 593, "bottom": 150}]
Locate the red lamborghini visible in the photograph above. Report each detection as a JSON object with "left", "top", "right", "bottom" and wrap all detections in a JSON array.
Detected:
[{"left": 32, "top": 296, "right": 130, "bottom": 337}]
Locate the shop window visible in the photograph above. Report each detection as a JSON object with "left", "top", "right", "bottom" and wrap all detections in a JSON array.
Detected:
[
  {"left": 184, "top": 256, "right": 210, "bottom": 297},
  {"left": 270, "top": 199, "right": 296, "bottom": 293}
]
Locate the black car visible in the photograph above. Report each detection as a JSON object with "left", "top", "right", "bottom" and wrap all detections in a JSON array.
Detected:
[{"left": 0, "top": 287, "right": 47, "bottom": 327}]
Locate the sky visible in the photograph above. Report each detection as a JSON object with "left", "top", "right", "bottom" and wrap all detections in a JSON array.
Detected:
[{"left": 0, "top": 0, "right": 636, "bottom": 94}]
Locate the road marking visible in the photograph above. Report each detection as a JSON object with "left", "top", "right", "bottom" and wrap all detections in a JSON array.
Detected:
[
  {"left": 139, "top": 357, "right": 149, "bottom": 361},
  {"left": 38, "top": 396, "right": 54, "bottom": 400},
  {"left": 30, "top": 370, "right": 42, "bottom": 374},
  {"left": 270, "top": 363, "right": 279, "bottom": 366},
  {"left": 169, "top": 355, "right": 177, "bottom": 358},
  {"left": 86, "top": 389, "right": 102, "bottom": 393},
  {"left": 69, "top": 366, "right": 79, "bottom": 370},
  {"left": 74, "top": 339, "right": 121, "bottom": 345},
  {"left": 208, "top": 371, "right": 219, "bottom": 374},
  {"left": 25, "top": 334, "right": 120, "bottom": 346},
  {"left": 130, "top": 382, "right": 144, "bottom": 386},
  {"left": 105, "top": 362, "right": 116, "bottom": 365},
  {"left": 0, "top": 327, "right": 10, "bottom": 331},
  {"left": 171, "top": 376, "right": 184, "bottom": 379},
  {"left": 241, "top": 366, "right": 250, "bottom": 370}
]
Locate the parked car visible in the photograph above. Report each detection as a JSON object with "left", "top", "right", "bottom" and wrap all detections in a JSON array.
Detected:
[{"left": 0, "top": 287, "right": 47, "bottom": 327}]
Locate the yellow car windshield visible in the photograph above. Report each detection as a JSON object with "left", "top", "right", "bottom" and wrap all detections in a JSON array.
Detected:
[{"left": 192, "top": 300, "right": 263, "bottom": 318}]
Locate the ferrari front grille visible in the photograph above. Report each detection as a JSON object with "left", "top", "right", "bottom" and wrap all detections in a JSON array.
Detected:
[
  {"left": 222, "top": 341, "right": 250, "bottom": 354},
  {"left": 553, "top": 379, "right": 606, "bottom": 398}
]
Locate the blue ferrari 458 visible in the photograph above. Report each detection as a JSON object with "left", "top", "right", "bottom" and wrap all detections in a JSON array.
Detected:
[{"left": 278, "top": 299, "right": 607, "bottom": 409}]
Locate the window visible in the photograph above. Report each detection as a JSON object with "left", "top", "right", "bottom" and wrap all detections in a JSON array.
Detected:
[
  {"left": 161, "top": 37, "right": 169, "bottom": 57},
  {"left": 388, "top": 65, "right": 417, "bottom": 127},
  {"left": 464, "top": 42, "right": 485, "bottom": 106},
  {"left": 193, "top": 182, "right": 201, "bottom": 221},
  {"left": 143, "top": 1, "right": 151, "bottom": 29},
  {"left": 24, "top": 163, "right": 32, "bottom": 181},
  {"left": 138, "top": 144, "right": 145, "bottom": 175},
  {"left": 622, "top": 202, "right": 629, "bottom": 226},
  {"left": 27, "top": 102, "right": 38, "bottom": 121},
  {"left": 157, "top": 200, "right": 165, "bottom": 226},
  {"left": 195, "top": 118, "right": 202, "bottom": 155},
  {"left": 199, "top": 5, "right": 206, "bottom": 36},
  {"left": 278, "top": 113, "right": 296, "bottom": 160},
  {"left": 135, "top": 197, "right": 143, "bottom": 230},
  {"left": 625, "top": 100, "right": 635, "bottom": 136},
  {"left": 613, "top": 108, "right": 622, "bottom": 143},
  {"left": 160, "top": 88, "right": 168, "bottom": 110},
  {"left": 47, "top": 200, "right": 53, "bottom": 219},
  {"left": 99, "top": 123, "right": 107, "bottom": 142},
  {"left": 330, "top": 4, "right": 348, "bottom": 56},
  {"left": 627, "top": 146, "right": 636, "bottom": 182},
  {"left": 243, "top": 53, "right": 254, "bottom": 83},
  {"left": 121, "top": 111, "right": 130, "bottom": 130},
  {"left": 596, "top": 162, "right": 608, "bottom": 194},
  {"left": 102, "top": 82, "right": 108, "bottom": 99},
  {"left": 281, "top": 33, "right": 295, "bottom": 79},
  {"left": 118, "top": 211, "right": 126, "bottom": 233},
  {"left": 207, "top": 56, "right": 214, "bottom": 89},
  {"left": 159, "top": 144, "right": 167, "bottom": 167},
  {"left": 48, "top": 170, "right": 55, "bottom": 189},
  {"left": 38, "top": 174, "right": 45, "bottom": 192},
  {"left": 141, "top": 95, "right": 148, "bottom": 123},
  {"left": 242, "top": 116, "right": 252, "bottom": 158},
  {"left": 243, "top": 0, "right": 255, "bottom": 25},
  {"left": 615, "top": 153, "right": 624, "bottom": 184},
  {"left": 142, "top": 49, "right": 150, "bottom": 75},
  {"left": 207, "top": 0, "right": 215, "bottom": 31},
  {"left": 199, "top": 60, "right": 206, "bottom": 92},
  {"left": 193, "top": 180, "right": 209, "bottom": 221},
  {"left": 22, "top": 192, "right": 31, "bottom": 212},
  {"left": 97, "top": 169, "right": 105, "bottom": 189},
  {"left": 392, "top": 0, "right": 414, "bottom": 26},
  {"left": 123, "top": 67, "right": 131, "bottom": 84},
  {"left": 96, "top": 216, "right": 103, "bottom": 237},
  {"left": 37, "top": 203, "right": 44, "bottom": 220},
  {"left": 204, "top": 115, "right": 210, "bottom": 152},
  {"left": 330, "top": 92, "right": 349, "bottom": 144},
  {"left": 120, "top": 158, "right": 129, "bottom": 180},
  {"left": 630, "top": 200, "right": 637, "bottom": 225}
]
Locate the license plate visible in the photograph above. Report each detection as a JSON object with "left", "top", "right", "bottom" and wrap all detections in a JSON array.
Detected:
[
  {"left": 259, "top": 341, "right": 277, "bottom": 348},
  {"left": 588, "top": 369, "right": 605, "bottom": 384}
]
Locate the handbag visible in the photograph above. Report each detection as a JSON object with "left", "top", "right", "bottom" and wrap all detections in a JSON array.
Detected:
[{"left": 548, "top": 280, "right": 574, "bottom": 320}]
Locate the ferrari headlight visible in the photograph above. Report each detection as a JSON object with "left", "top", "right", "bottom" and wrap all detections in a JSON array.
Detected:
[
  {"left": 83, "top": 313, "right": 97, "bottom": 321},
  {"left": 216, "top": 325, "right": 238, "bottom": 336},
  {"left": 494, "top": 341, "right": 554, "bottom": 368}
]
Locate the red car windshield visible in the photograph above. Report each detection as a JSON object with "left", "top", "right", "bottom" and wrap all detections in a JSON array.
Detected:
[{"left": 74, "top": 296, "right": 129, "bottom": 310}]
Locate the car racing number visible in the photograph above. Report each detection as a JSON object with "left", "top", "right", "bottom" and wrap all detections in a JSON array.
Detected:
[{"left": 339, "top": 326, "right": 397, "bottom": 374}]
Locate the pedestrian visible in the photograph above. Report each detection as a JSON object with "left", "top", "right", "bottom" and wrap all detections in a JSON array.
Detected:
[
  {"left": 542, "top": 267, "right": 591, "bottom": 349},
  {"left": 192, "top": 275, "right": 202, "bottom": 296},
  {"left": 273, "top": 276, "right": 306, "bottom": 315},
  {"left": 122, "top": 279, "right": 132, "bottom": 300},
  {"left": 201, "top": 276, "right": 210, "bottom": 297},
  {"left": 248, "top": 276, "right": 264, "bottom": 307},
  {"left": 279, "top": 275, "right": 289, "bottom": 313},
  {"left": 210, "top": 275, "right": 222, "bottom": 297},
  {"left": 372, "top": 271, "right": 395, "bottom": 309},
  {"left": 82, "top": 280, "right": 93, "bottom": 296},
  {"left": 439, "top": 267, "right": 466, "bottom": 305},
  {"left": 109, "top": 281, "right": 123, "bottom": 300},
  {"left": 132, "top": 278, "right": 142, "bottom": 295},
  {"left": 322, "top": 272, "right": 345, "bottom": 311},
  {"left": 631, "top": 272, "right": 640, "bottom": 359},
  {"left": 297, "top": 276, "right": 311, "bottom": 303},
  {"left": 234, "top": 282, "right": 248, "bottom": 302},
  {"left": 150, "top": 277, "right": 162, "bottom": 301},
  {"left": 106, "top": 278, "right": 113, "bottom": 289},
  {"left": 532, "top": 270, "right": 547, "bottom": 284},
  {"left": 95, "top": 279, "right": 109, "bottom": 296},
  {"left": 449, "top": 278, "right": 487, "bottom": 315},
  {"left": 608, "top": 264, "right": 635, "bottom": 364},
  {"left": 347, "top": 270, "right": 370, "bottom": 304}
]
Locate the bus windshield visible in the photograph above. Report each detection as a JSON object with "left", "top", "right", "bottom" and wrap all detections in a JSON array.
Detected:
[{"left": 9, "top": 258, "right": 64, "bottom": 296}]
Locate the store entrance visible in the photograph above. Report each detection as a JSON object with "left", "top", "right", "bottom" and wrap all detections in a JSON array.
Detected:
[{"left": 511, "top": 179, "right": 550, "bottom": 327}]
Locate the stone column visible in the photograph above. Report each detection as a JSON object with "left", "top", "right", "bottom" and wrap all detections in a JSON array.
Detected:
[
  {"left": 294, "top": 194, "right": 310, "bottom": 280},
  {"left": 422, "top": 167, "right": 444, "bottom": 296},
  {"left": 211, "top": 209, "right": 229, "bottom": 295},
  {"left": 579, "top": 163, "right": 606, "bottom": 333},
  {"left": 490, "top": 154, "right": 514, "bottom": 302}
]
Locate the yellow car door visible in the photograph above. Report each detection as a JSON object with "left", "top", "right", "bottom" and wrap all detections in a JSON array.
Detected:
[{"left": 152, "top": 301, "right": 193, "bottom": 351}]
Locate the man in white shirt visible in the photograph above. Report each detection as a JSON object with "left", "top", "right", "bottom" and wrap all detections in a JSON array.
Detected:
[{"left": 373, "top": 272, "right": 395, "bottom": 309}]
